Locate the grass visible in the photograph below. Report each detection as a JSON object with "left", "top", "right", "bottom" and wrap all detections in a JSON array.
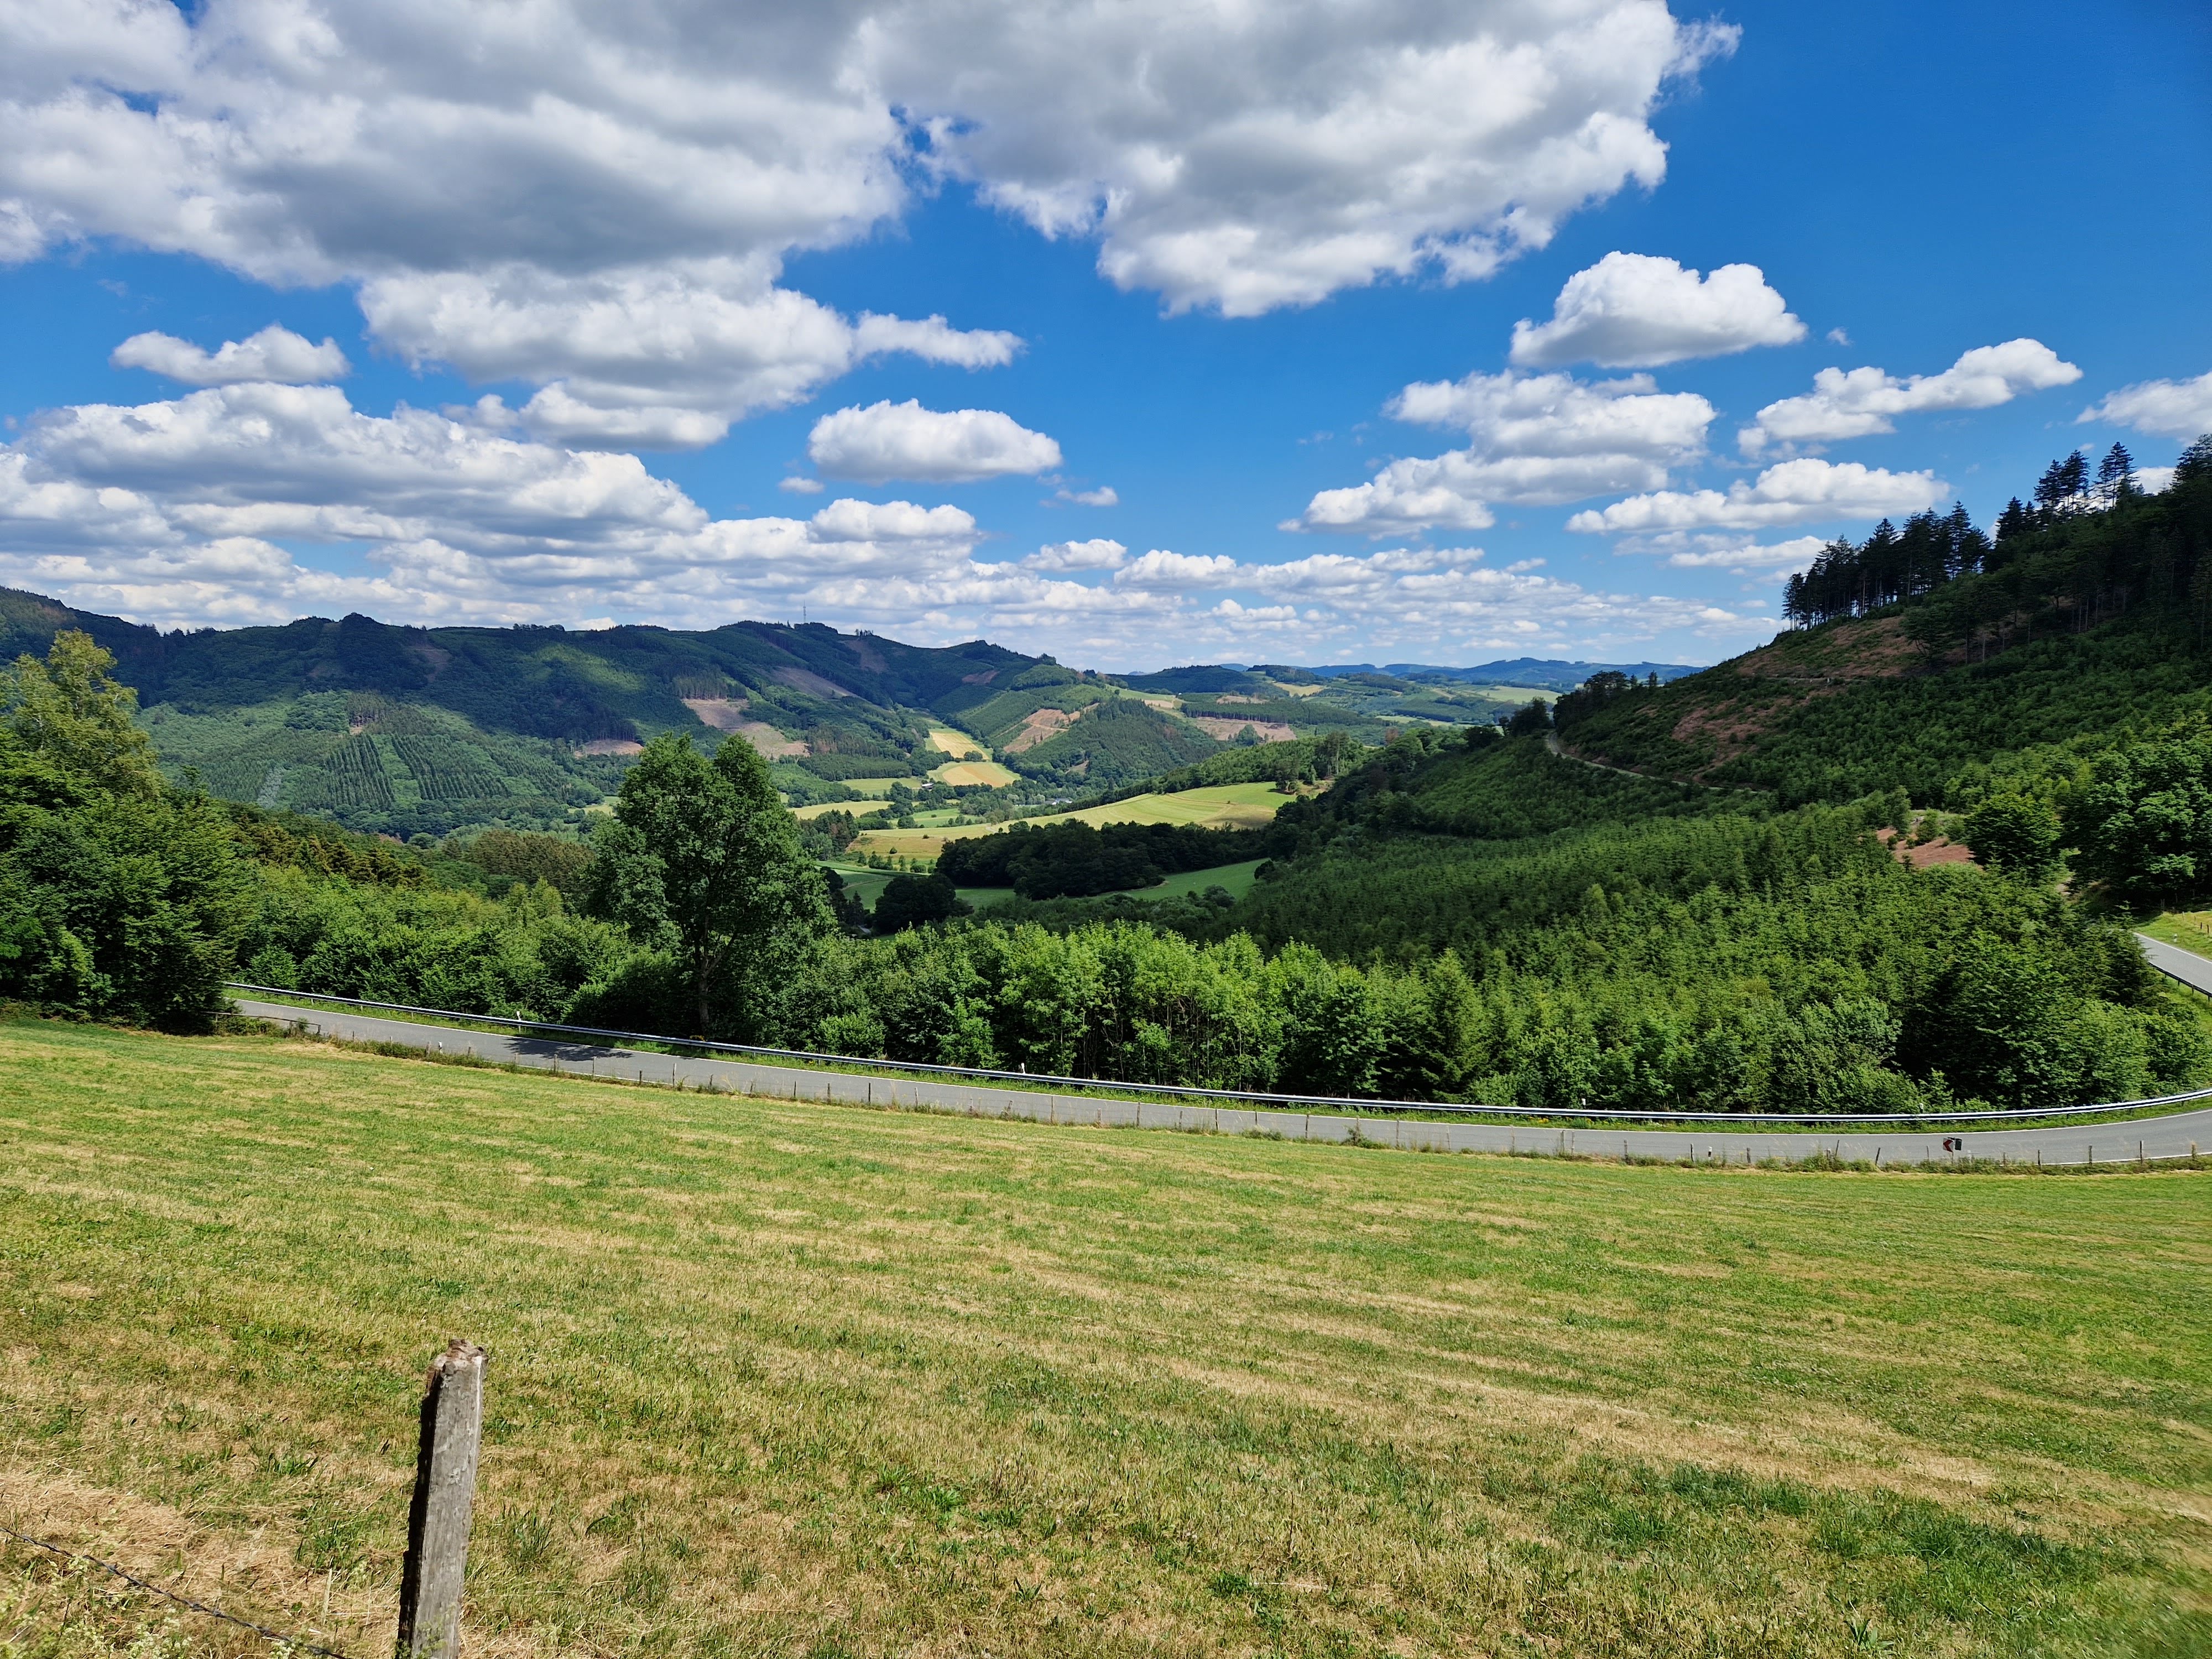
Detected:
[
  {"left": 822, "top": 861, "right": 894, "bottom": 909},
  {"left": 926, "top": 728, "right": 987, "bottom": 760},
  {"left": 961, "top": 862, "right": 1265, "bottom": 914},
  {"left": 216, "top": 984, "right": 2212, "bottom": 1141},
  {"left": 853, "top": 783, "right": 1296, "bottom": 858},
  {"left": 2, "top": 1019, "right": 2208, "bottom": 1657},
  {"left": 2142, "top": 912, "right": 2212, "bottom": 959},
  {"left": 927, "top": 760, "right": 1019, "bottom": 789},
  {"left": 1133, "top": 857, "right": 1266, "bottom": 901}
]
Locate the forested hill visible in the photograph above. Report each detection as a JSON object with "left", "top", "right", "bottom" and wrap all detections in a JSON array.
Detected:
[
  {"left": 0, "top": 587, "right": 1040, "bottom": 744},
  {"left": 1550, "top": 436, "right": 2212, "bottom": 805}
]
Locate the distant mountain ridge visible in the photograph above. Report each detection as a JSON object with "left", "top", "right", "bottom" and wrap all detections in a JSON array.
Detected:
[
  {"left": 1, "top": 588, "right": 1540, "bottom": 834},
  {"left": 1307, "top": 659, "right": 1703, "bottom": 690}
]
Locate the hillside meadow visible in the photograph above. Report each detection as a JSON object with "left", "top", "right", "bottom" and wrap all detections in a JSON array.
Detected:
[
  {"left": 851, "top": 782, "right": 1296, "bottom": 859},
  {"left": 2, "top": 1016, "right": 2208, "bottom": 1658}
]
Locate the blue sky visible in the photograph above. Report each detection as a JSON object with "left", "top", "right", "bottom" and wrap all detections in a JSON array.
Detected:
[{"left": 2, "top": 0, "right": 2207, "bottom": 669}]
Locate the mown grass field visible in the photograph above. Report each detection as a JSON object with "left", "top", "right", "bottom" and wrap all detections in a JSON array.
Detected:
[
  {"left": 926, "top": 761, "right": 1020, "bottom": 789},
  {"left": 926, "top": 729, "right": 988, "bottom": 760},
  {"left": 2, "top": 1016, "right": 2207, "bottom": 1659},
  {"left": 853, "top": 783, "right": 1296, "bottom": 859},
  {"left": 1130, "top": 857, "right": 1266, "bottom": 902}
]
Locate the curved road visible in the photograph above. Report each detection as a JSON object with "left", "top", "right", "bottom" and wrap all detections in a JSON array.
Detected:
[
  {"left": 234, "top": 999, "right": 2212, "bottom": 1168},
  {"left": 2137, "top": 931, "right": 2212, "bottom": 997}
]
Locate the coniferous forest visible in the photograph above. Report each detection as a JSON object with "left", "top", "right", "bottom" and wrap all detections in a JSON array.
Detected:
[{"left": 6, "top": 439, "right": 2212, "bottom": 1116}]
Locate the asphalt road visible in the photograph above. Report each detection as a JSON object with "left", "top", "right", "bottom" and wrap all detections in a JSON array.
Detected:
[
  {"left": 234, "top": 999, "right": 2212, "bottom": 1167},
  {"left": 2137, "top": 931, "right": 2212, "bottom": 997}
]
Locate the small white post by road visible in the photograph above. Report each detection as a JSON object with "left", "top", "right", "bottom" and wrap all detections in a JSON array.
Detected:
[{"left": 395, "top": 1340, "right": 487, "bottom": 1659}]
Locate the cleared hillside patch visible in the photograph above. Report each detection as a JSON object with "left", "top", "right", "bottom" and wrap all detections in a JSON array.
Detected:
[{"left": 1, "top": 1017, "right": 2205, "bottom": 1658}]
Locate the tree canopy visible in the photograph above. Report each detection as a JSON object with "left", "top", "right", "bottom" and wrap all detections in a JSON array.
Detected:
[{"left": 582, "top": 731, "right": 830, "bottom": 1035}]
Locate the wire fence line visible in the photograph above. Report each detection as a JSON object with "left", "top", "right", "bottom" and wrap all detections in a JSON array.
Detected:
[
  {"left": 226, "top": 983, "right": 2212, "bottom": 1130},
  {"left": 0, "top": 1520, "right": 349, "bottom": 1657}
]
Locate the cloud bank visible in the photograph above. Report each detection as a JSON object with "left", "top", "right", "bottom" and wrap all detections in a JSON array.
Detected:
[
  {"left": 1, "top": 0, "right": 1738, "bottom": 446},
  {"left": 0, "top": 382, "right": 1753, "bottom": 664},
  {"left": 1568, "top": 458, "right": 1945, "bottom": 533},
  {"left": 1296, "top": 369, "right": 1714, "bottom": 534}
]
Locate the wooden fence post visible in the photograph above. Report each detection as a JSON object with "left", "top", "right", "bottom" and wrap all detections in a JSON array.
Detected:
[{"left": 395, "top": 1339, "right": 487, "bottom": 1659}]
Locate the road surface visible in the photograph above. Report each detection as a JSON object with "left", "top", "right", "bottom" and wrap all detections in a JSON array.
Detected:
[
  {"left": 2137, "top": 931, "right": 2212, "bottom": 997},
  {"left": 234, "top": 999, "right": 2212, "bottom": 1168}
]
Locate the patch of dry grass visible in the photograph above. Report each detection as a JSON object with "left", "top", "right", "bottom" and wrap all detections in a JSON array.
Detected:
[{"left": 1, "top": 1015, "right": 2207, "bottom": 1657}]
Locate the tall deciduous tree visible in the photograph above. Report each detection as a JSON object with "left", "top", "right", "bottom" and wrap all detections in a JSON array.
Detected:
[
  {"left": 584, "top": 732, "right": 830, "bottom": 1036},
  {"left": 0, "top": 629, "right": 164, "bottom": 797},
  {"left": 1963, "top": 793, "right": 2060, "bottom": 881},
  {"left": 0, "top": 632, "right": 251, "bottom": 1027}
]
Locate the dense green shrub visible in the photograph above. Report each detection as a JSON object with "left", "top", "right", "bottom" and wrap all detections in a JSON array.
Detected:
[
  {"left": 0, "top": 633, "right": 253, "bottom": 1029},
  {"left": 2061, "top": 718, "right": 2212, "bottom": 901}
]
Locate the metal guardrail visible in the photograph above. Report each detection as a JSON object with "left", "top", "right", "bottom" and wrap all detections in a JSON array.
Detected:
[{"left": 223, "top": 983, "right": 2212, "bottom": 1130}]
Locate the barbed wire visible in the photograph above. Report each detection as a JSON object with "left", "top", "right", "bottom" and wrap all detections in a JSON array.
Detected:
[{"left": 0, "top": 1520, "right": 351, "bottom": 1657}]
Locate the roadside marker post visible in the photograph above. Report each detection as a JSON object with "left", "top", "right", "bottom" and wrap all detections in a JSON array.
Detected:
[{"left": 395, "top": 1340, "right": 488, "bottom": 1659}]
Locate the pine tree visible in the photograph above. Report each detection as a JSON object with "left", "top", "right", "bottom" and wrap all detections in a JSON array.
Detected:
[
  {"left": 1945, "top": 501, "right": 1988, "bottom": 578},
  {"left": 2058, "top": 450, "right": 2089, "bottom": 502},
  {"left": 2094, "top": 442, "right": 2135, "bottom": 504},
  {"left": 2176, "top": 432, "right": 2212, "bottom": 488}
]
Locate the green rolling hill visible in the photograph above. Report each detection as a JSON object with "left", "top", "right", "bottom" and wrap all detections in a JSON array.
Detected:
[{"left": 0, "top": 588, "right": 1554, "bottom": 834}]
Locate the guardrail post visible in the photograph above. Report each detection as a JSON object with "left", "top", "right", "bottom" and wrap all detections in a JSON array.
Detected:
[{"left": 395, "top": 1339, "right": 487, "bottom": 1659}]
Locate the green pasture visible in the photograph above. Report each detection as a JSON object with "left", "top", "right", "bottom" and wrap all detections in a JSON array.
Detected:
[
  {"left": 822, "top": 860, "right": 895, "bottom": 909},
  {"left": 1, "top": 1016, "right": 2205, "bottom": 1658},
  {"left": 853, "top": 781, "right": 1296, "bottom": 859},
  {"left": 958, "top": 860, "right": 1260, "bottom": 915},
  {"left": 1134, "top": 856, "right": 1266, "bottom": 901}
]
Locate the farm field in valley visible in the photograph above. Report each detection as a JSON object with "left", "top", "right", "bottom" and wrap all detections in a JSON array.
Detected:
[
  {"left": 2, "top": 1016, "right": 2206, "bottom": 1658},
  {"left": 926, "top": 759, "right": 1020, "bottom": 787},
  {"left": 851, "top": 781, "right": 1297, "bottom": 859},
  {"left": 926, "top": 728, "right": 988, "bottom": 759}
]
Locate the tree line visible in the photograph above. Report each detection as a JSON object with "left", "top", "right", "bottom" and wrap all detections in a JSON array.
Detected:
[
  {"left": 1782, "top": 436, "right": 2208, "bottom": 630},
  {"left": 937, "top": 818, "right": 1270, "bottom": 900}
]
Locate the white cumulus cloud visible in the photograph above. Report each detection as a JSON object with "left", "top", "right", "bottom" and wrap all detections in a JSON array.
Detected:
[
  {"left": 2079, "top": 370, "right": 2212, "bottom": 440},
  {"left": 1114, "top": 549, "right": 1241, "bottom": 589},
  {"left": 1616, "top": 531, "right": 1829, "bottom": 575},
  {"left": 0, "top": 378, "right": 1767, "bottom": 662},
  {"left": 1739, "top": 339, "right": 2080, "bottom": 456},
  {"left": 807, "top": 400, "right": 1062, "bottom": 484},
  {"left": 0, "top": 0, "right": 1739, "bottom": 455},
  {"left": 360, "top": 263, "right": 1020, "bottom": 450},
  {"left": 1568, "top": 458, "right": 1946, "bottom": 534},
  {"left": 1295, "top": 369, "right": 1713, "bottom": 534},
  {"left": 886, "top": 3, "right": 1736, "bottom": 317},
  {"left": 110, "top": 324, "right": 349, "bottom": 386},
  {"left": 0, "top": 387, "right": 1770, "bottom": 668},
  {"left": 1023, "top": 538, "right": 1128, "bottom": 571},
  {"left": 1508, "top": 253, "right": 1803, "bottom": 368}
]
